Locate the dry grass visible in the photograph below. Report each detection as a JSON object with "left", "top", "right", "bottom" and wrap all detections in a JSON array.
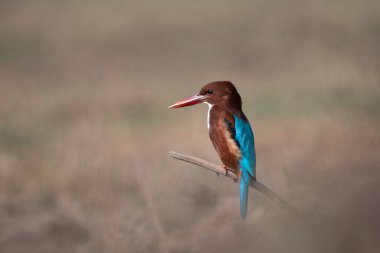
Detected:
[{"left": 0, "top": 1, "right": 380, "bottom": 252}]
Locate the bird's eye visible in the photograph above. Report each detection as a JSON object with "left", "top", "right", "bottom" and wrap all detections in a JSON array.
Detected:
[{"left": 207, "top": 89, "right": 213, "bottom": 94}]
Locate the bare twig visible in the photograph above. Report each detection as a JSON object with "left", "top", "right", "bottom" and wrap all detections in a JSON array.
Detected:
[{"left": 169, "top": 151, "right": 300, "bottom": 216}]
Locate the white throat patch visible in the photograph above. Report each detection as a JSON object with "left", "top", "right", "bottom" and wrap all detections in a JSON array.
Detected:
[{"left": 204, "top": 102, "right": 213, "bottom": 130}]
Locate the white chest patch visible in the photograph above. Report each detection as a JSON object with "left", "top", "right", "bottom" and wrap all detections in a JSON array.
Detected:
[{"left": 205, "top": 102, "right": 213, "bottom": 130}]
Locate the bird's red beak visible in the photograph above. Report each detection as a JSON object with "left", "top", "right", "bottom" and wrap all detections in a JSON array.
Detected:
[{"left": 168, "top": 94, "right": 206, "bottom": 109}]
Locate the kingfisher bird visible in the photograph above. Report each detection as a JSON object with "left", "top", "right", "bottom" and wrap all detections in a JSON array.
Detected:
[{"left": 168, "top": 81, "right": 256, "bottom": 218}]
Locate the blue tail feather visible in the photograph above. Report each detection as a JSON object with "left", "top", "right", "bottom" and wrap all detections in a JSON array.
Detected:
[{"left": 240, "top": 170, "right": 251, "bottom": 219}]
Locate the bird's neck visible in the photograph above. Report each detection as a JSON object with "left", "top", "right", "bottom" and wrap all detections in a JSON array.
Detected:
[
  {"left": 212, "top": 103, "right": 244, "bottom": 118},
  {"left": 207, "top": 104, "right": 246, "bottom": 130}
]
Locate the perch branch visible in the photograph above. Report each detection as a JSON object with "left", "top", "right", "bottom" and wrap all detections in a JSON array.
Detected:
[{"left": 169, "top": 151, "right": 300, "bottom": 216}]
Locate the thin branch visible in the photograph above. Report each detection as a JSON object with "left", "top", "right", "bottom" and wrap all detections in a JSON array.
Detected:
[{"left": 169, "top": 151, "right": 301, "bottom": 216}]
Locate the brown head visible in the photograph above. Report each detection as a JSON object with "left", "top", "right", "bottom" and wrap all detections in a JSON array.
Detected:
[{"left": 168, "top": 81, "right": 242, "bottom": 112}]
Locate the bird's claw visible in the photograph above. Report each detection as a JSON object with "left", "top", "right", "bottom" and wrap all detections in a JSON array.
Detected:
[
  {"left": 233, "top": 171, "right": 242, "bottom": 183},
  {"left": 221, "top": 165, "right": 227, "bottom": 175}
]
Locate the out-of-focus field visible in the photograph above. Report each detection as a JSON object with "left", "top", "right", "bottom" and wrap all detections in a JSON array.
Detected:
[{"left": 1, "top": 1, "right": 380, "bottom": 252}]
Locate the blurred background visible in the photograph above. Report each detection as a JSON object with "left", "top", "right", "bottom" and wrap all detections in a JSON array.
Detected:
[{"left": 1, "top": 1, "right": 380, "bottom": 252}]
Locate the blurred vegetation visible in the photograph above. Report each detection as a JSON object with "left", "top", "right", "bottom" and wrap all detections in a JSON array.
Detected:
[{"left": 0, "top": 1, "right": 379, "bottom": 253}]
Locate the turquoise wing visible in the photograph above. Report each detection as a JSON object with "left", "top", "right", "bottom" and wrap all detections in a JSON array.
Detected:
[{"left": 233, "top": 114, "right": 256, "bottom": 178}]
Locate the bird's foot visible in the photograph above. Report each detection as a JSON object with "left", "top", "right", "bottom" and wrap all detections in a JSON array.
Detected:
[
  {"left": 221, "top": 165, "right": 228, "bottom": 175},
  {"left": 216, "top": 165, "right": 227, "bottom": 177},
  {"left": 233, "top": 171, "right": 242, "bottom": 183}
]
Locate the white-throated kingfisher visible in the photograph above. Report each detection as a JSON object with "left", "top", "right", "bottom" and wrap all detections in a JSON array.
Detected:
[{"left": 168, "top": 81, "right": 256, "bottom": 218}]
